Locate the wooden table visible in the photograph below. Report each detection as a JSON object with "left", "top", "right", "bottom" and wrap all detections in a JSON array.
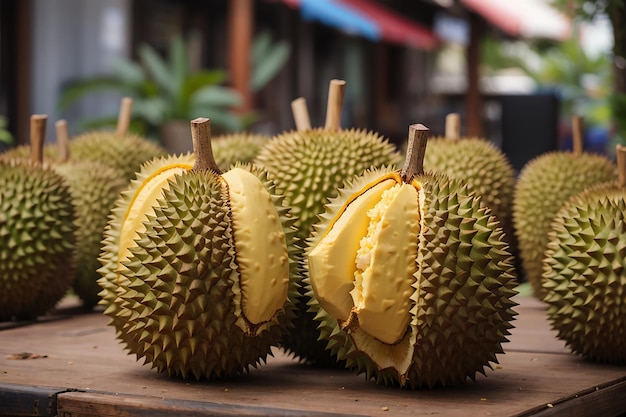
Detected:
[{"left": 0, "top": 295, "right": 625, "bottom": 417}]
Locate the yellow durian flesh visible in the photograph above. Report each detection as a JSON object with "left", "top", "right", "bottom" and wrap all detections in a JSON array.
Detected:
[
  {"left": 309, "top": 173, "right": 420, "bottom": 347},
  {"left": 222, "top": 167, "right": 290, "bottom": 327},
  {"left": 351, "top": 183, "right": 419, "bottom": 344},
  {"left": 308, "top": 177, "right": 397, "bottom": 321},
  {"left": 117, "top": 162, "right": 193, "bottom": 273}
]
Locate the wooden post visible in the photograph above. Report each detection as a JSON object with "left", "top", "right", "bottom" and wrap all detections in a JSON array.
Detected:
[
  {"left": 445, "top": 113, "right": 461, "bottom": 140},
  {"left": 29, "top": 114, "right": 47, "bottom": 164},
  {"left": 324, "top": 79, "right": 346, "bottom": 131},
  {"left": 228, "top": 0, "right": 253, "bottom": 113},
  {"left": 116, "top": 97, "right": 133, "bottom": 137},
  {"left": 291, "top": 98, "right": 312, "bottom": 131},
  {"left": 55, "top": 119, "right": 71, "bottom": 162},
  {"left": 571, "top": 115, "right": 584, "bottom": 156},
  {"left": 465, "top": 13, "right": 484, "bottom": 138}
]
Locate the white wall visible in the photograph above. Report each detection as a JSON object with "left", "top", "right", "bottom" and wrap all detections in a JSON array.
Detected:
[{"left": 31, "top": 0, "right": 131, "bottom": 141}]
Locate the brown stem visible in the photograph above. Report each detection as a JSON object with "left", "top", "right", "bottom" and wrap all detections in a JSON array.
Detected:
[
  {"left": 30, "top": 114, "right": 47, "bottom": 164},
  {"left": 571, "top": 115, "right": 584, "bottom": 156},
  {"left": 116, "top": 97, "right": 133, "bottom": 137},
  {"left": 190, "top": 118, "right": 220, "bottom": 173},
  {"left": 291, "top": 97, "right": 312, "bottom": 131},
  {"left": 445, "top": 113, "right": 461, "bottom": 140},
  {"left": 401, "top": 124, "right": 429, "bottom": 182},
  {"left": 324, "top": 79, "right": 346, "bottom": 131},
  {"left": 616, "top": 144, "right": 626, "bottom": 188},
  {"left": 55, "top": 119, "right": 71, "bottom": 163}
]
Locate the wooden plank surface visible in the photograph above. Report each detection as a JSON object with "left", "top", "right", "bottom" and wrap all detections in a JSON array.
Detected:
[{"left": 0, "top": 296, "right": 625, "bottom": 417}]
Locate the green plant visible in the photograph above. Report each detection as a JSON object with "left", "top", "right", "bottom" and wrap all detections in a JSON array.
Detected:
[
  {"left": 58, "top": 32, "right": 290, "bottom": 139},
  {"left": 0, "top": 116, "right": 13, "bottom": 145}
]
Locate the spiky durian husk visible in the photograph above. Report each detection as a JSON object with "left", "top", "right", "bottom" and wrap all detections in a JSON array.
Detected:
[
  {"left": 98, "top": 154, "right": 195, "bottom": 330},
  {"left": 0, "top": 144, "right": 58, "bottom": 162},
  {"left": 100, "top": 163, "right": 300, "bottom": 379},
  {"left": 307, "top": 167, "right": 518, "bottom": 388},
  {"left": 255, "top": 127, "right": 402, "bottom": 365},
  {"left": 542, "top": 181, "right": 626, "bottom": 364},
  {"left": 423, "top": 137, "right": 516, "bottom": 228},
  {"left": 513, "top": 152, "right": 616, "bottom": 297},
  {"left": 0, "top": 160, "right": 76, "bottom": 320},
  {"left": 53, "top": 161, "right": 127, "bottom": 307},
  {"left": 212, "top": 133, "right": 269, "bottom": 170},
  {"left": 70, "top": 132, "right": 166, "bottom": 181}
]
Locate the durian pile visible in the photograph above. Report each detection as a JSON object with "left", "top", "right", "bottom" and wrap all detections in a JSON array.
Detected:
[{"left": 541, "top": 144, "right": 626, "bottom": 365}]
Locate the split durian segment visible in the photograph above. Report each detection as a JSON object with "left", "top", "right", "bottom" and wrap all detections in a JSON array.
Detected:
[
  {"left": 0, "top": 159, "right": 76, "bottom": 320},
  {"left": 543, "top": 182, "right": 626, "bottom": 364},
  {"left": 513, "top": 152, "right": 616, "bottom": 296},
  {"left": 98, "top": 154, "right": 299, "bottom": 379},
  {"left": 307, "top": 167, "right": 518, "bottom": 388}
]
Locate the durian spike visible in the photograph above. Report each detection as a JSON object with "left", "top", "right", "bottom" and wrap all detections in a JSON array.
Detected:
[
  {"left": 571, "top": 115, "right": 584, "bottom": 156},
  {"left": 190, "top": 117, "right": 220, "bottom": 173},
  {"left": 116, "top": 97, "right": 133, "bottom": 137},
  {"left": 55, "top": 119, "right": 71, "bottom": 163},
  {"left": 291, "top": 97, "right": 312, "bottom": 131},
  {"left": 445, "top": 113, "right": 461, "bottom": 140},
  {"left": 30, "top": 114, "right": 47, "bottom": 165},
  {"left": 324, "top": 79, "right": 346, "bottom": 131},
  {"left": 616, "top": 144, "right": 626, "bottom": 188},
  {"left": 401, "top": 123, "right": 429, "bottom": 183}
]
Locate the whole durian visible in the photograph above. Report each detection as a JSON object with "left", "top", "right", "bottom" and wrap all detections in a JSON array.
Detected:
[
  {"left": 255, "top": 80, "right": 402, "bottom": 365},
  {"left": 69, "top": 98, "right": 166, "bottom": 181},
  {"left": 211, "top": 132, "right": 269, "bottom": 170},
  {"left": 51, "top": 120, "right": 127, "bottom": 307},
  {"left": 423, "top": 113, "right": 516, "bottom": 232},
  {"left": 542, "top": 145, "right": 626, "bottom": 364},
  {"left": 0, "top": 115, "right": 76, "bottom": 320},
  {"left": 513, "top": 116, "right": 616, "bottom": 297},
  {"left": 307, "top": 124, "right": 518, "bottom": 388},
  {"left": 98, "top": 118, "right": 300, "bottom": 379}
]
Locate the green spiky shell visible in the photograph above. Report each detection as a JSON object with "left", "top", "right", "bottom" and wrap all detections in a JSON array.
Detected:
[
  {"left": 255, "top": 127, "right": 402, "bottom": 364},
  {"left": 0, "top": 160, "right": 76, "bottom": 320},
  {"left": 307, "top": 167, "right": 518, "bottom": 388},
  {"left": 99, "top": 161, "right": 300, "bottom": 379},
  {"left": 513, "top": 152, "right": 616, "bottom": 297},
  {"left": 98, "top": 154, "right": 196, "bottom": 331},
  {"left": 70, "top": 131, "right": 166, "bottom": 181},
  {"left": 211, "top": 133, "right": 269, "bottom": 170},
  {"left": 0, "top": 144, "right": 58, "bottom": 162},
  {"left": 542, "top": 181, "right": 626, "bottom": 364},
  {"left": 52, "top": 161, "right": 127, "bottom": 307},
  {"left": 423, "top": 137, "right": 516, "bottom": 228}
]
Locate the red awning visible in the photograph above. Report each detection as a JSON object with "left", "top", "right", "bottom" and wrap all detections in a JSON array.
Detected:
[
  {"left": 461, "top": 0, "right": 571, "bottom": 40},
  {"left": 339, "top": 0, "right": 439, "bottom": 49},
  {"left": 280, "top": 0, "right": 439, "bottom": 50}
]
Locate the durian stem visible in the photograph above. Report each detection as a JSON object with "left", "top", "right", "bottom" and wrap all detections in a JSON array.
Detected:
[
  {"left": 30, "top": 114, "right": 47, "bottom": 165},
  {"left": 445, "top": 113, "right": 461, "bottom": 140},
  {"left": 617, "top": 144, "right": 626, "bottom": 188},
  {"left": 55, "top": 119, "right": 71, "bottom": 163},
  {"left": 116, "top": 97, "right": 133, "bottom": 137},
  {"left": 572, "top": 115, "right": 584, "bottom": 156},
  {"left": 401, "top": 124, "right": 429, "bottom": 182},
  {"left": 324, "top": 79, "right": 346, "bottom": 131},
  {"left": 291, "top": 97, "right": 312, "bottom": 131},
  {"left": 190, "top": 117, "right": 221, "bottom": 173}
]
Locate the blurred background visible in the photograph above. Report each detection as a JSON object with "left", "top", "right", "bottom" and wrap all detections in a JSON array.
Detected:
[{"left": 0, "top": 0, "right": 620, "bottom": 170}]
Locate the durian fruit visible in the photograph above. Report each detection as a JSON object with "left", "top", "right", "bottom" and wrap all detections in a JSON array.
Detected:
[
  {"left": 0, "top": 142, "right": 57, "bottom": 161},
  {"left": 255, "top": 80, "right": 403, "bottom": 365},
  {"left": 513, "top": 116, "right": 616, "bottom": 297},
  {"left": 51, "top": 120, "right": 127, "bottom": 307},
  {"left": 69, "top": 97, "right": 166, "bottom": 181},
  {"left": 98, "top": 118, "right": 300, "bottom": 379},
  {"left": 211, "top": 132, "right": 269, "bottom": 170},
  {"left": 307, "top": 124, "right": 518, "bottom": 388},
  {"left": 542, "top": 145, "right": 626, "bottom": 364},
  {"left": 0, "top": 115, "right": 76, "bottom": 320},
  {"left": 423, "top": 113, "right": 516, "bottom": 232}
]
